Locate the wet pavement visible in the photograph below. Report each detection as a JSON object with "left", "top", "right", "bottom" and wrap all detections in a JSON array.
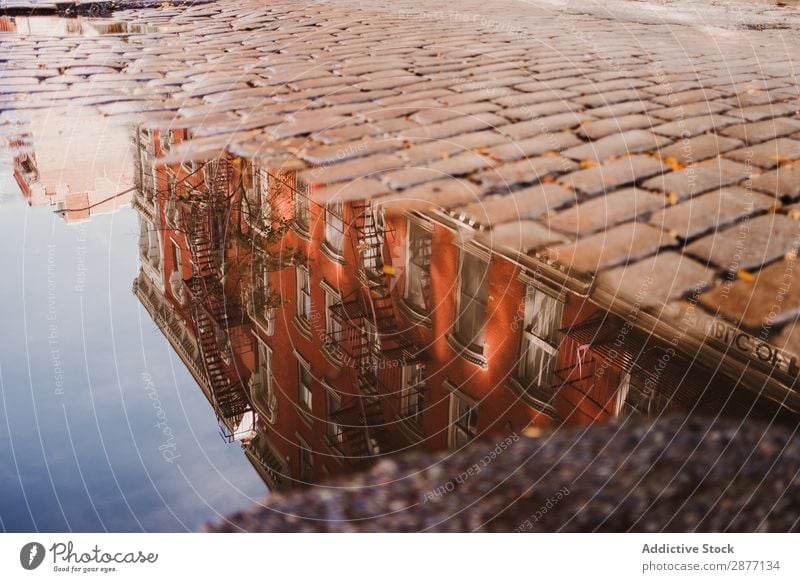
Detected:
[{"left": 0, "top": 108, "right": 268, "bottom": 532}]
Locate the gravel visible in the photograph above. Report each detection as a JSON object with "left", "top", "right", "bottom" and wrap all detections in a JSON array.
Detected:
[{"left": 209, "top": 415, "right": 800, "bottom": 532}]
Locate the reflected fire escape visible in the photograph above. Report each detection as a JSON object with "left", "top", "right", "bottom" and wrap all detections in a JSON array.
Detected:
[
  {"left": 183, "top": 156, "right": 255, "bottom": 442},
  {"left": 327, "top": 201, "right": 424, "bottom": 467}
]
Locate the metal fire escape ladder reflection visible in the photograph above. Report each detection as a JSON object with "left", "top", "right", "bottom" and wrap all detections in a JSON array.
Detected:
[
  {"left": 324, "top": 201, "right": 423, "bottom": 464},
  {"left": 184, "top": 157, "right": 253, "bottom": 442}
]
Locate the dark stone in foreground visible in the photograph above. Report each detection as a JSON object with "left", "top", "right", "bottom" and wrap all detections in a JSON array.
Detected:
[{"left": 209, "top": 416, "right": 800, "bottom": 532}]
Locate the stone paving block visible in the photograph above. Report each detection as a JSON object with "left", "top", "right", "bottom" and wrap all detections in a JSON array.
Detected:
[
  {"left": 656, "top": 134, "right": 743, "bottom": 165},
  {"left": 721, "top": 117, "right": 800, "bottom": 144},
  {"left": 399, "top": 112, "right": 508, "bottom": 140},
  {"left": 408, "top": 102, "right": 499, "bottom": 125},
  {"left": 454, "top": 183, "right": 576, "bottom": 227},
  {"left": 498, "top": 112, "right": 591, "bottom": 140},
  {"left": 498, "top": 99, "right": 581, "bottom": 122},
  {"left": 298, "top": 153, "right": 404, "bottom": 184},
  {"left": 724, "top": 101, "right": 800, "bottom": 122},
  {"left": 492, "top": 89, "right": 578, "bottom": 108},
  {"left": 652, "top": 88, "right": 728, "bottom": 106},
  {"left": 642, "top": 158, "right": 753, "bottom": 201},
  {"left": 652, "top": 114, "right": 741, "bottom": 138},
  {"left": 572, "top": 89, "right": 646, "bottom": 108},
  {"left": 749, "top": 165, "right": 800, "bottom": 201},
  {"left": 725, "top": 138, "right": 800, "bottom": 169},
  {"left": 404, "top": 130, "right": 509, "bottom": 162},
  {"left": 686, "top": 213, "right": 800, "bottom": 273},
  {"left": 639, "top": 81, "right": 701, "bottom": 96},
  {"left": 559, "top": 155, "right": 666, "bottom": 197},
  {"left": 300, "top": 137, "right": 404, "bottom": 165},
  {"left": 486, "top": 132, "right": 582, "bottom": 162},
  {"left": 441, "top": 87, "right": 519, "bottom": 106},
  {"left": 548, "top": 222, "right": 670, "bottom": 274},
  {"left": 649, "top": 187, "right": 775, "bottom": 241},
  {"left": 376, "top": 178, "right": 486, "bottom": 210},
  {"left": 585, "top": 100, "right": 659, "bottom": 119},
  {"left": 546, "top": 187, "right": 666, "bottom": 236},
  {"left": 474, "top": 155, "right": 577, "bottom": 189},
  {"left": 562, "top": 130, "right": 670, "bottom": 162},
  {"left": 578, "top": 114, "right": 653, "bottom": 140},
  {"left": 699, "top": 258, "right": 800, "bottom": 331},
  {"left": 425, "top": 152, "right": 494, "bottom": 176},
  {"left": 476, "top": 220, "right": 568, "bottom": 253},
  {"left": 648, "top": 100, "right": 732, "bottom": 121},
  {"left": 311, "top": 178, "right": 392, "bottom": 203},
  {"left": 601, "top": 252, "right": 715, "bottom": 306}
]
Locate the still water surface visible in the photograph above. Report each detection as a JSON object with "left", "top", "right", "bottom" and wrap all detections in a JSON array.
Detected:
[{"left": 0, "top": 121, "right": 267, "bottom": 532}]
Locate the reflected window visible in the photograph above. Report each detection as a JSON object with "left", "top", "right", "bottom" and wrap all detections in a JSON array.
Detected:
[
  {"left": 405, "top": 221, "right": 432, "bottom": 314},
  {"left": 298, "top": 356, "right": 312, "bottom": 414},
  {"left": 296, "top": 265, "right": 311, "bottom": 322},
  {"left": 256, "top": 340, "right": 273, "bottom": 405},
  {"left": 401, "top": 364, "right": 425, "bottom": 427},
  {"left": 517, "top": 286, "right": 562, "bottom": 396},
  {"left": 448, "top": 390, "right": 478, "bottom": 450},
  {"left": 616, "top": 373, "right": 673, "bottom": 418},
  {"left": 324, "top": 202, "right": 345, "bottom": 257},
  {"left": 454, "top": 252, "right": 489, "bottom": 355},
  {"left": 246, "top": 166, "right": 271, "bottom": 226},
  {"left": 170, "top": 240, "right": 181, "bottom": 275},
  {"left": 298, "top": 437, "right": 313, "bottom": 483},
  {"left": 326, "top": 387, "right": 343, "bottom": 445},
  {"left": 294, "top": 178, "right": 310, "bottom": 234},
  {"left": 323, "top": 285, "right": 343, "bottom": 361},
  {"left": 139, "top": 218, "right": 161, "bottom": 272}
]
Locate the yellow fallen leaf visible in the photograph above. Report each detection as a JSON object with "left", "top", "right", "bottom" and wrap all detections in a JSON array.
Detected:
[
  {"left": 737, "top": 270, "right": 755, "bottom": 282},
  {"left": 667, "top": 192, "right": 679, "bottom": 205},
  {"left": 522, "top": 426, "right": 542, "bottom": 438},
  {"left": 580, "top": 159, "right": 596, "bottom": 169},
  {"left": 664, "top": 156, "right": 686, "bottom": 171},
  {"left": 771, "top": 154, "right": 794, "bottom": 165}
]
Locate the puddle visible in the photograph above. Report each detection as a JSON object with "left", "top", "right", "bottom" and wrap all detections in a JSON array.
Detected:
[
  {"left": 0, "top": 15, "right": 157, "bottom": 36},
  {"left": 7, "top": 106, "right": 135, "bottom": 221}
]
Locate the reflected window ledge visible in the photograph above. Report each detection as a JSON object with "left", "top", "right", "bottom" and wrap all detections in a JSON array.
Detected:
[
  {"left": 397, "top": 297, "right": 432, "bottom": 329},
  {"left": 321, "top": 242, "right": 346, "bottom": 265},
  {"left": 446, "top": 333, "right": 488, "bottom": 369},
  {"left": 507, "top": 377, "right": 558, "bottom": 419}
]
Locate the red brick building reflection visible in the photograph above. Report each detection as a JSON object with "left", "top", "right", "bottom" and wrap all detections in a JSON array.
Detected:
[{"left": 133, "top": 128, "right": 795, "bottom": 492}]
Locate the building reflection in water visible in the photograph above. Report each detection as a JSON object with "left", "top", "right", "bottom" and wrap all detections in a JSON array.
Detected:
[
  {"left": 130, "top": 126, "right": 798, "bottom": 493},
  {"left": 11, "top": 107, "right": 134, "bottom": 222}
]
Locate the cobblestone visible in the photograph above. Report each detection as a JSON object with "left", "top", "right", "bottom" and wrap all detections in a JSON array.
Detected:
[
  {"left": 686, "top": 214, "right": 800, "bottom": 273},
  {"left": 546, "top": 187, "right": 666, "bottom": 236},
  {"left": 559, "top": 155, "right": 666, "bottom": 197},
  {"left": 562, "top": 130, "right": 669, "bottom": 162},
  {"left": 656, "top": 134, "right": 743, "bottom": 165},
  {"left": 642, "top": 158, "right": 753, "bottom": 202},
  {"left": 4, "top": 0, "right": 800, "bottom": 399},
  {"left": 750, "top": 165, "right": 800, "bottom": 201},
  {"left": 548, "top": 222, "right": 670, "bottom": 274},
  {"left": 725, "top": 138, "right": 800, "bottom": 169},
  {"left": 699, "top": 258, "right": 800, "bottom": 330},
  {"left": 601, "top": 252, "right": 715, "bottom": 306},
  {"left": 650, "top": 187, "right": 775, "bottom": 241}
]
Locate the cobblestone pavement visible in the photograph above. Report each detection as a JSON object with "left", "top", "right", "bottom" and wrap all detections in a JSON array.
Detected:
[
  {"left": 208, "top": 416, "right": 800, "bottom": 532},
  {"left": 3, "top": 0, "right": 800, "bottom": 360}
]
